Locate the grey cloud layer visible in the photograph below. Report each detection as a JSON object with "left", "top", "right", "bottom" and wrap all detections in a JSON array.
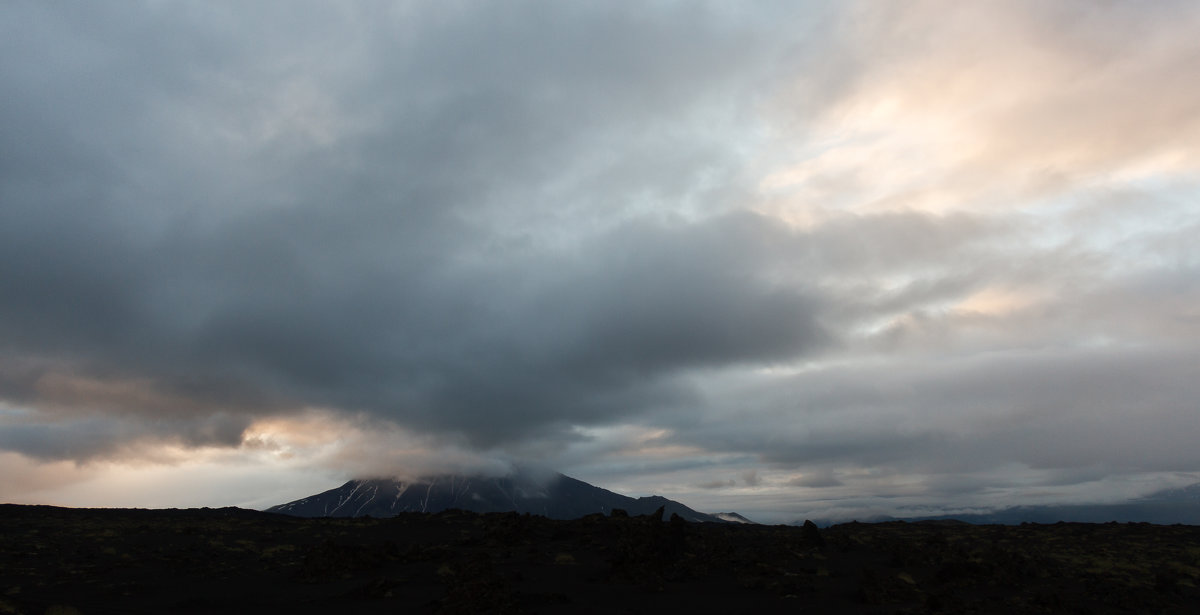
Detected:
[
  {"left": 666, "top": 344, "right": 1200, "bottom": 501},
  {"left": 0, "top": 2, "right": 822, "bottom": 459},
  {"left": 2, "top": 0, "right": 1198, "bottom": 513}
]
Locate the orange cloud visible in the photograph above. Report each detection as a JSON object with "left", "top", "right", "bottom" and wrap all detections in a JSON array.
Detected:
[{"left": 761, "top": 1, "right": 1200, "bottom": 216}]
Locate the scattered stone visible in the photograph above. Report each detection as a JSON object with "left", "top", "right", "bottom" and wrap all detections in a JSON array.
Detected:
[{"left": 802, "top": 520, "right": 825, "bottom": 548}]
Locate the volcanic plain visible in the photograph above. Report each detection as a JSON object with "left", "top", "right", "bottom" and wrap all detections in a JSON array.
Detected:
[{"left": 2, "top": 504, "right": 1199, "bottom": 614}]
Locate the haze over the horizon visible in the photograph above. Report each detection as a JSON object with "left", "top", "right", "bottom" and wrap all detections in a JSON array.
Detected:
[{"left": 2, "top": 1, "right": 1198, "bottom": 523}]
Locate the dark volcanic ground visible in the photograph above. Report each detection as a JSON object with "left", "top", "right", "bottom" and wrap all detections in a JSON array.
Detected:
[{"left": 2, "top": 505, "right": 1199, "bottom": 614}]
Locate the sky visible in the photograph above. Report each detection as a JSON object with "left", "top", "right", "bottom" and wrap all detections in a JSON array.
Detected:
[{"left": 2, "top": 0, "right": 1199, "bottom": 523}]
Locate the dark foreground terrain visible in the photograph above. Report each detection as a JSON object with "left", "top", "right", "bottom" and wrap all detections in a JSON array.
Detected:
[{"left": 2, "top": 504, "right": 1199, "bottom": 614}]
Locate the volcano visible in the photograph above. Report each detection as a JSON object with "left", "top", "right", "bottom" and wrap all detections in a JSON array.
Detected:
[{"left": 267, "top": 471, "right": 743, "bottom": 523}]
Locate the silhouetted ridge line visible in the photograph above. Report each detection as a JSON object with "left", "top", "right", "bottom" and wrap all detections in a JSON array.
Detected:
[{"left": 268, "top": 471, "right": 746, "bottom": 522}]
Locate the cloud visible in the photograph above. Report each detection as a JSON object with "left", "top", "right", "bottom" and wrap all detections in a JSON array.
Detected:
[
  {"left": 0, "top": 452, "right": 99, "bottom": 497},
  {"left": 763, "top": 0, "right": 1200, "bottom": 214},
  {"left": 1, "top": 1, "right": 1198, "bottom": 516},
  {"left": 786, "top": 469, "right": 842, "bottom": 488},
  {"left": 0, "top": 2, "right": 821, "bottom": 462},
  {"left": 669, "top": 345, "right": 1200, "bottom": 481}
]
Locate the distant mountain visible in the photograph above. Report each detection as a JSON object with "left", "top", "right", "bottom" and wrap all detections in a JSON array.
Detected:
[
  {"left": 713, "top": 512, "right": 756, "bottom": 524},
  {"left": 803, "top": 483, "right": 1200, "bottom": 527},
  {"left": 267, "top": 471, "right": 735, "bottom": 523}
]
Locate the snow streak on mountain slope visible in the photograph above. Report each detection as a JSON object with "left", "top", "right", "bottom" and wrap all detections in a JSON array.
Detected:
[{"left": 713, "top": 512, "right": 756, "bottom": 524}]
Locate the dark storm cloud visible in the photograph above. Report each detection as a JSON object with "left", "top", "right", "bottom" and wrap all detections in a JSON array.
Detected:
[
  {"left": 0, "top": 1, "right": 827, "bottom": 459},
  {"left": 179, "top": 210, "right": 829, "bottom": 446},
  {"left": 4, "top": 0, "right": 1199, "bottom": 522},
  {"left": 0, "top": 413, "right": 251, "bottom": 463}
]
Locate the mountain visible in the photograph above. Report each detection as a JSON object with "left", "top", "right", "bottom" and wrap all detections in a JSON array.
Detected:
[
  {"left": 713, "top": 512, "right": 756, "bottom": 524},
  {"left": 803, "top": 483, "right": 1200, "bottom": 527},
  {"left": 267, "top": 471, "right": 734, "bottom": 523}
]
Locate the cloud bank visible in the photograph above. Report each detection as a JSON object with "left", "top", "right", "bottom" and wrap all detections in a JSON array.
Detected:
[{"left": 2, "top": 0, "right": 1198, "bottom": 518}]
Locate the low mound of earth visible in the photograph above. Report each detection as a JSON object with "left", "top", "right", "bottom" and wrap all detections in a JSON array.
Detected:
[{"left": 2, "top": 505, "right": 1199, "bottom": 614}]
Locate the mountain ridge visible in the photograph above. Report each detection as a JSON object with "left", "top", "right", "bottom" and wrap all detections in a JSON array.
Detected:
[
  {"left": 268, "top": 471, "right": 745, "bottom": 523},
  {"left": 799, "top": 482, "right": 1200, "bottom": 527}
]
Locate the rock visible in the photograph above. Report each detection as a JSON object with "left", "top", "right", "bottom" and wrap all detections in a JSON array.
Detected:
[{"left": 802, "top": 520, "right": 825, "bottom": 548}]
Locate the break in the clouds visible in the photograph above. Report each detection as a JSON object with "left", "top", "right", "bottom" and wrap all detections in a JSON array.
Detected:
[{"left": 2, "top": 0, "right": 1199, "bottom": 518}]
